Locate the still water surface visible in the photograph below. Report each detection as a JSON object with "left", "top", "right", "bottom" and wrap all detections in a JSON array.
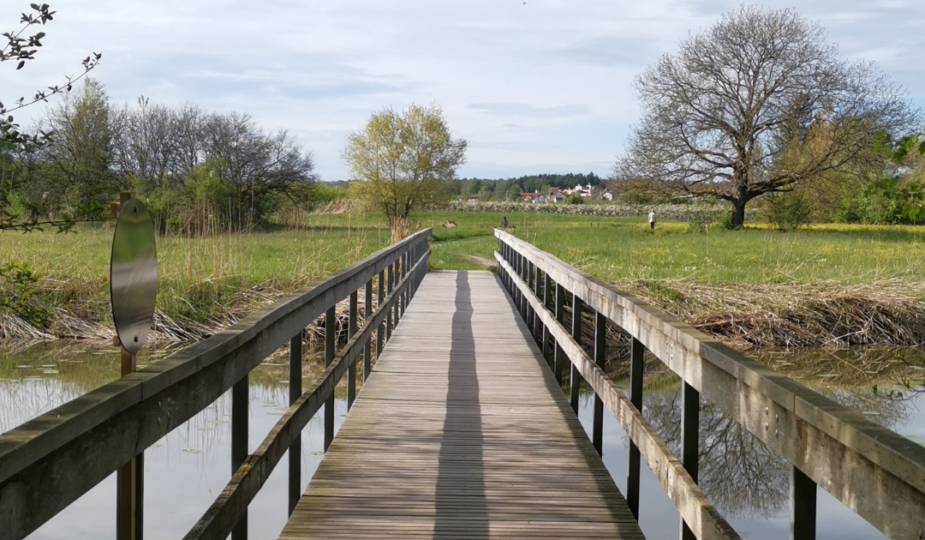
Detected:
[{"left": 1, "top": 341, "right": 922, "bottom": 539}]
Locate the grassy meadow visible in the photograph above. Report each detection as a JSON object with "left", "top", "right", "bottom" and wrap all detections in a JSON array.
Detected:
[{"left": 3, "top": 209, "right": 925, "bottom": 345}]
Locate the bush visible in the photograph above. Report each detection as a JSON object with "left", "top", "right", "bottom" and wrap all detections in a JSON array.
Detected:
[
  {"left": 761, "top": 192, "right": 812, "bottom": 231},
  {"left": 564, "top": 194, "right": 584, "bottom": 204}
]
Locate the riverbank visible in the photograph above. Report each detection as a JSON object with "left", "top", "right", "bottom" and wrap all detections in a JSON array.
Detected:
[{"left": 3, "top": 212, "right": 925, "bottom": 351}]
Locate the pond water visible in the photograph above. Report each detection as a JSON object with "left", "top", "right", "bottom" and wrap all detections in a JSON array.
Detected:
[
  {"left": 1, "top": 341, "right": 922, "bottom": 539},
  {"left": 0, "top": 341, "right": 346, "bottom": 540}
]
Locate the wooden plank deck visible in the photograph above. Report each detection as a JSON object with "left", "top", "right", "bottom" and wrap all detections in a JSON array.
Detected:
[{"left": 279, "top": 270, "right": 645, "bottom": 539}]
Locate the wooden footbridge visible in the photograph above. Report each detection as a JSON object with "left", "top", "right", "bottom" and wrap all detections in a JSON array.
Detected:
[{"left": 1, "top": 228, "right": 924, "bottom": 539}]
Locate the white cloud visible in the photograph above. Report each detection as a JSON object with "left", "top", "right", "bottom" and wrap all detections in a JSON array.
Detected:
[{"left": 2, "top": 0, "right": 923, "bottom": 180}]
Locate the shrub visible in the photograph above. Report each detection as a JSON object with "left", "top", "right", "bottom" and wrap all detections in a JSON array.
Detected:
[{"left": 762, "top": 192, "right": 812, "bottom": 230}]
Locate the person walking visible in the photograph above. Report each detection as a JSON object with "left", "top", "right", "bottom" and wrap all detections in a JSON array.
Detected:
[
  {"left": 501, "top": 216, "right": 508, "bottom": 229},
  {"left": 648, "top": 210, "right": 656, "bottom": 230}
]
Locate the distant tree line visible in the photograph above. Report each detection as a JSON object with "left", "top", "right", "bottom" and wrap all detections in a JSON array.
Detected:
[
  {"left": 1, "top": 79, "right": 317, "bottom": 235},
  {"left": 452, "top": 172, "right": 603, "bottom": 201}
]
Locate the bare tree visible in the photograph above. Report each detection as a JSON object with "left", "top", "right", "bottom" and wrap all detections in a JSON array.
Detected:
[{"left": 616, "top": 6, "right": 918, "bottom": 226}]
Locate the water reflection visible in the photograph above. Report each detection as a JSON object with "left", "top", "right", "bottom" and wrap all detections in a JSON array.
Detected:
[
  {"left": 3, "top": 340, "right": 924, "bottom": 539},
  {"left": 0, "top": 340, "right": 348, "bottom": 540},
  {"left": 573, "top": 346, "right": 925, "bottom": 539}
]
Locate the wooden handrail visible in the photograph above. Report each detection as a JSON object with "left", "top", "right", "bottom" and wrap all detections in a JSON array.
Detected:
[
  {"left": 0, "top": 228, "right": 432, "bottom": 540},
  {"left": 495, "top": 252, "right": 741, "bottom": 540},
  {"left": 495, "top": 228, "right": 925, "bottom": 540},
  {"left": 184, "top": 249, "right": 430, "bottom": 540}
]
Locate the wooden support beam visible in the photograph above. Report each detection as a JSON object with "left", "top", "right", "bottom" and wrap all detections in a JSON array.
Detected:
[
  {"left": 324, "top": 306, "right": 336, "bottom": 451},
  {"left": 570, "top": 295, "right": 584, "bottom": 414},
  {"left": 288, "top": 334, "right": 302, "bottom": 516},
  {"left": 680, "top": 382, "right": 700, "bottom": 540},
  {"left": 231, "top": 375, "right": 248, "bottom": 540},
  {"left": 627, "top": 337, "right": 644, "bottom": 519},
  {"left": 364, "top": 279, "right": 372, "bottom": 381},
  {"left": 791, "top": 466, "right": 817, "bottom": 540},
  {"left": 347, "top": 291, "right": 358, "bottom": 409},
  {"left": 592, "top": 311, "right": 606, "bottom": 456}
]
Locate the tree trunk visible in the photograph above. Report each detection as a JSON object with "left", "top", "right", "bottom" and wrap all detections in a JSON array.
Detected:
[
  {"left": 731, "top": 199, "right": 746, "bottom": 227},
  {"left": 731, "top": 183, "right": 748, "bottom": 227}
]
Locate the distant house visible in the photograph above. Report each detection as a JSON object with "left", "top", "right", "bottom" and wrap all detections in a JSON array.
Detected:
[
  {"left": 520, "top": 191, "right": 547, "bottom": 204},
  {"left": 466, "top": 195, "right": 481, "bottom": 203},
  {"left": 548, "top": 191, "right": 565, "bottom": 203}
]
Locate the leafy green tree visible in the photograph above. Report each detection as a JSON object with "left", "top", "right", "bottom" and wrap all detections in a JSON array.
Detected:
[
  {"left": 0, "top": 3, "right": 99, "bottom": 327},
  {"left": 345, "top": 103, "right": 467, "bottom": 231},
  {"left": 1, "top": 3, "right": 101, "bottom": 232}
]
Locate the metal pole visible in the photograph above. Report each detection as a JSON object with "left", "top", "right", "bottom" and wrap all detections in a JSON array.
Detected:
[
  {"left": 592, "top": 312, "right": 606, "bottom": 455},
  {"left": 364, "top": 279, "right": 372, "bottom": 381},
  {"left": 117, "top": 346, "right": 143, "bottom": 540},
  {"left": 347, "top": 291, "right": 358, "bottom": 409},
  {"left": 680, "top": 382, "right": 700, "bottom": 540},
  {"left": 231, "top": 373, "right": 248, "bottom": 540},
  {"left": 791, "top": 466, "right": 817, "bottom": 540},
  {"left": 570, "top": 295, "right": 583, "bottom": 413},
  {"left": 626, "top": 337, "right": 644, "bottom": 519},
  {"left": 324, "top": 306, "right": 336, "bottom": 451},
  {"left": 288, "top": 333, "right": 302, "bottom": 515}
]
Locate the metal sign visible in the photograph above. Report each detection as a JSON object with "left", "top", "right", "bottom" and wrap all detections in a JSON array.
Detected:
[{"left": 110, "top": 199, "right": 158, "bottom": 354}]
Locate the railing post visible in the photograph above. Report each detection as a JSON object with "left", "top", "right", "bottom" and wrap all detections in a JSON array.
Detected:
[
  {"left": 231, "top": 373, "right": 249, "bottom": 540},
  {"left": 592, "top": 311, "right": 606, "bottom": 455},
  {"left": 386, "top": 263, "right": 394, "bottom": 340},
  {"left": 347, "top": 291, "right": 358, "bottom": 409},
  {"left": 680, "top": 381, "right": 700, "bottom": 540},
  {"left": 543, "top": 273, "right": 552, "bottom": 364},
  {"left": 526, "top": 261, "right": 535, "bottom": 336},
  {"left": 392, "top": 255, "right": 404, "bottom": 320},
  {"left": 570, "top": 295, "right": 584, "bottom": 413},
  {"left": 627, "top": 337, "right": 644, "bottom": 519},
  {"left": 554, "top": 283, "right": 566, "bottom": 385},
  {"left": 533, "top": 264, "right": 542, "bottom": 342},
  {"left": 324, "top": 306, "right": 336, "bottom": 452},
  {"left": 403, "top": 250, "right": 410, "bottom": 311},
  {"left": 364, "top": 279, "right": 373, "bottom": 381},
  {"left": 791, "top": 466, "right": 817, "bottom": 540},
  {"left": 376, "top": 270, "right": 385, "bottom": 358},
  {"left": 117, "top": 348, "right": 143, "bottom": 540},
  {"left": 288, "top": 333, "right": 302, "bottom": 516}
]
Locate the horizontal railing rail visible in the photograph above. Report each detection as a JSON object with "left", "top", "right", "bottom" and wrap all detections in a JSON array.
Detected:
[
  {"left": 184, "top": 249, "right": 429, "bottom": 540},
  {"left": 494, "top": 228, "right": 925, "bottom": 540},
  {"left": 0, "top": 228, "right": 432, "bottom": 540}
]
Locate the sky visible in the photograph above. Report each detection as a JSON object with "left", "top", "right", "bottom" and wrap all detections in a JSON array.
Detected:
[{"left": 3, "top": 0, "right": 925, "bottom": 181}]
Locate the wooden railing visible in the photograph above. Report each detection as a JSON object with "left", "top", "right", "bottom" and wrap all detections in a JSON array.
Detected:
[
  {"left": 0, "top": 228, "right": 432, "bottom": 540},
  {"left": 494, "top": 228, "right": 925, "bottom": 540}
]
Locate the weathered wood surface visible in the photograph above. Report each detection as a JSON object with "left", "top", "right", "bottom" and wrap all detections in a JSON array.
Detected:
[
  {"left": 496, "top": 254, "right": 740, "bottom": 540},
  {"left": 280, "top": 271, "right": 644, "bottom": 539},
  {"left": 495, "top": 229, "right": 925, "bottom": 539},
  {"left": 0, "top": 230, "right": 430, "bottom": 540}
]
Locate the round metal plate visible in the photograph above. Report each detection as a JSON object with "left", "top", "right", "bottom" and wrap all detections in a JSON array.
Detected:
[{"left": 110, "top": 199, "right": 158, "bottom": 354}]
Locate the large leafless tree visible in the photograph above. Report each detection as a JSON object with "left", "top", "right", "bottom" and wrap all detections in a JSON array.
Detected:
[{"left": 616, "top": 6, "right": 918, "bottom": 226}]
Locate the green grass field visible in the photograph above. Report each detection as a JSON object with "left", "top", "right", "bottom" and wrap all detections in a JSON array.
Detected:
[
  {"left": 3, "top": 210, "right": 924, "bottom": 337},
  {"left": 419, "top": 212, "right": 925, "bottom": 285}
]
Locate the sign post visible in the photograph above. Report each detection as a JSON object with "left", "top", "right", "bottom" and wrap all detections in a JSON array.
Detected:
[{"left": 110, "top": 192, "right": 157, "bottom": 540}]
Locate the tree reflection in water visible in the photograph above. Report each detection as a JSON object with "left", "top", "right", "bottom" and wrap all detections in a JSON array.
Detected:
[{"left": 634, "top": 371, "right": 912, "bottom": 519}]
